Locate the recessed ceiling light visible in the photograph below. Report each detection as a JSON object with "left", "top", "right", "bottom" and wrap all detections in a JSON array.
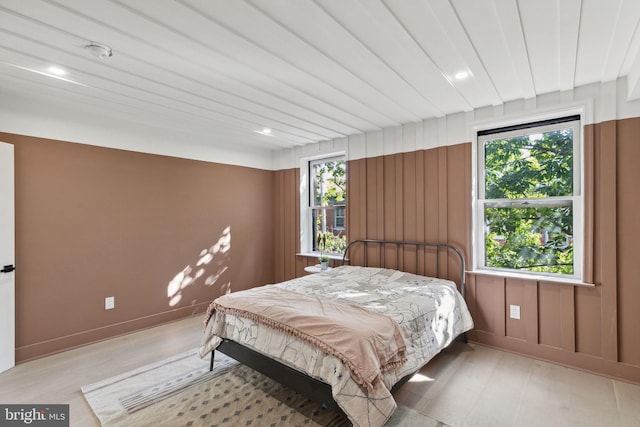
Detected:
[
  {"left": 47, "top": 66, "right": 67, "bottom": 76},
  {"left": 255, "top": 128, "right": 273, "bottom": 136},
  {"left": 454, "top": 71, "right": 469, "bottom": 80},
  {"left": 1, "top": 62, "right": 87, "bottom": 86}
]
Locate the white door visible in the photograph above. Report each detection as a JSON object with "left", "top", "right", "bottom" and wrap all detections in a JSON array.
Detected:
[{"left": 0, "top": 141, "right": 15, "bottom": 373}]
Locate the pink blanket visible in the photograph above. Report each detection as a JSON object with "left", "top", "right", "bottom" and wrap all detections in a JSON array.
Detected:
[{"left": 204, "top": 286, "right": 407, "bottom": 391}]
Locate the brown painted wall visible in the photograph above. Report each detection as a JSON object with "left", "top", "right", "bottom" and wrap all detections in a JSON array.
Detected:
[
  {"left": 274, "top": 118, "right": 640, "bottom": 383},
  {"left": 2, "top": 132, "right": 275, "bottom": 362}
]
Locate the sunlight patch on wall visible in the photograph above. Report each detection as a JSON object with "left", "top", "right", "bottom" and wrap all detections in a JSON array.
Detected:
[{"left": 167, "top": 226, "right": 231, "bottom": 306}]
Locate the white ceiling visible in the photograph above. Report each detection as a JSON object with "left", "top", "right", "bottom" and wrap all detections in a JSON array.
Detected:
[{"left": 1, "top": 0, "right": 640, "bottom": 153}]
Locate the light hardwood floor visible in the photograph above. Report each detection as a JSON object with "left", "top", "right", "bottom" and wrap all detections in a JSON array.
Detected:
[{"left": 1, "top": 316, "right": 638, "bottom": 426}]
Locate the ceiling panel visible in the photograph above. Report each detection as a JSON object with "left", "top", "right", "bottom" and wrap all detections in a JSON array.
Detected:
[
  {"left": 557, "top": 0, "right": 581, "bottom": 92},
  {"left": 519, "top": 0, "right": 561, "bottom": 95},
  {"left": 0, "top": 0, "right": 639, "bottom": 154},
  {"left": 490, "top": 0, "right": 536, "bottom": 100},
  {"left": 574, "top": 0, "right": 620, "bottom": 87},
  {"left": 314, "top": 0, "right": 469, "bottom": 115},
  {"left": 578, "top": 0, "right": 640, "bottom": 85},
  {"left": 386, "top": 0, "right": 503, "bottom": 108}
]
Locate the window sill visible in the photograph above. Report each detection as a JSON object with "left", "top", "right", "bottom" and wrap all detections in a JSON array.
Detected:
[
  {"left": 467, "top": 269, "right": 595, "bottom": 287},
  {"left": 297, "top": 252, "right": 346, "bottom": 262}
]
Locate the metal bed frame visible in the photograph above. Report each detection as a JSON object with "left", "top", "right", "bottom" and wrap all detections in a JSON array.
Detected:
[
  {"left": 341, "top": 239, "right": 466, "bottom": 299},
  {"left": 209, "top": 239, "right": 467, "bottom": 413}
]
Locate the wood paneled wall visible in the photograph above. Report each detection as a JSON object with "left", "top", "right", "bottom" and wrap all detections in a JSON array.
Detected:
[
  {"left": 273, "top": 168, "right": 300, "bottom": 283},
  {"left": 346, "top": 144, "right": 471, "bottom": 286},
  {"left": 617, "top": 118, "right": 640, "bottom": 367},
  {"left": 274, "top": 144, "right": 472, "bottom": 284},
  {"left": 468, "top": 119, "right": 640, "bottom": 383},
  {"left": 274, "top": 118, "right": 640, "bottom": 384},
  {"left": 274, "top": 168, "right": 349, "bottom": 281}
]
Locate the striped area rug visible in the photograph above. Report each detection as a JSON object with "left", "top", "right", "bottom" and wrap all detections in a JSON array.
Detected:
[{"left": 82, "top": 348, "right": 446, "bottom": 426}]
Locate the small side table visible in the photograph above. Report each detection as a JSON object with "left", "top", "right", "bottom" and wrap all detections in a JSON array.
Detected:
[{"left": 304, "top": 265, "right": 333, "bottom": 274}]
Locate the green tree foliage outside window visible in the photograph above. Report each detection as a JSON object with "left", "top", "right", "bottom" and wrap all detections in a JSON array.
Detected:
[{"left": 482, "top": 125, "right": 576, "bottom": 275}]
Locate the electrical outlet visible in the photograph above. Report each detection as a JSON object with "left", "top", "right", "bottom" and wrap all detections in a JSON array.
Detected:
[
  {"left": 509, "top": 304, "right": 521, "bottom": 320},
  {"left": 105, "top": 296, "right": 115, "bottom": 310}
]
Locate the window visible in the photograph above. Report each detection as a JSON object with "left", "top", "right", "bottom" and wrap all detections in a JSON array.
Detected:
[
  {"left": 309, "top": 156, "right": 346, "bottom": 255},
  {"left": 476, "top": 115, "right": 582, "bottom": 279},
  {"left": 334, "top": 206, "right": 345, "bottom": 229}
]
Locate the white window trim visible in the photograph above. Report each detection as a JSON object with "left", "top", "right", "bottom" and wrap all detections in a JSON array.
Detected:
[
  {"left": 334, "top": 205, "right": 345, "bottom": 230},
  {"left": 472, "top": 113, "right": 584, "bottom": 281},
  {"left": 299, "top": 152, "right": 345, "bottom": 255}
]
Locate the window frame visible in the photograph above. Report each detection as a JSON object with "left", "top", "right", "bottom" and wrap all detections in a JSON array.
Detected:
[
  {"left": 474, "top": 115, "right": 583, "bottom": 280},
  {"left": 300, "top": 153, "right": 346, "bottom": 257},
  {"left": 334, "top": 205, "right": 345, "bottom": 230}
]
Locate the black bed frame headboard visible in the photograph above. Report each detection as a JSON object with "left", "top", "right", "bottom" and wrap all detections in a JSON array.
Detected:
[{"left": 341, "top": 239, "right": 466, "bottom": 299}]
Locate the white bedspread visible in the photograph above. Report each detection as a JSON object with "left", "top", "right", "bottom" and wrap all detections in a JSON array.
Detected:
[{"left": 199, "top": 265, "right": 474, "bottom": 427}]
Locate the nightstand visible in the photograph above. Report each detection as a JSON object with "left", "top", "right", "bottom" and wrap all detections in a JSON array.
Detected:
[{"left": 304, "top": 265, "right": 333, "bottom": 274}]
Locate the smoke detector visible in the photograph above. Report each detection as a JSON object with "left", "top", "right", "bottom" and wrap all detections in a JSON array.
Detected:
[{"left": 84, "top": 42, "right": 113, "bottom": 60}]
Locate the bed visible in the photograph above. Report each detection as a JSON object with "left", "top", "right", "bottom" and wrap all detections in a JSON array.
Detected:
[{"left": 199, "top": 239, "right": 474, "bottom": 427}]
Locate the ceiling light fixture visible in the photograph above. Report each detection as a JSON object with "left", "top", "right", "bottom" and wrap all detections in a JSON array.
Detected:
[
  {"left": 255, "top": 128, "right": 273, "bottom": 136},
  {"left": 84, "top": 42, "right": 113, "bottom": 60},
  {"left": 454, "top": 71, "right": 469, "bottom": 80}
]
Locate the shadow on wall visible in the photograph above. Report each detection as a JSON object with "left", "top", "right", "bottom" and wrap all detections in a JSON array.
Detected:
[{"left": 167, "top": 226, "right": 231, "bottom": 307}]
